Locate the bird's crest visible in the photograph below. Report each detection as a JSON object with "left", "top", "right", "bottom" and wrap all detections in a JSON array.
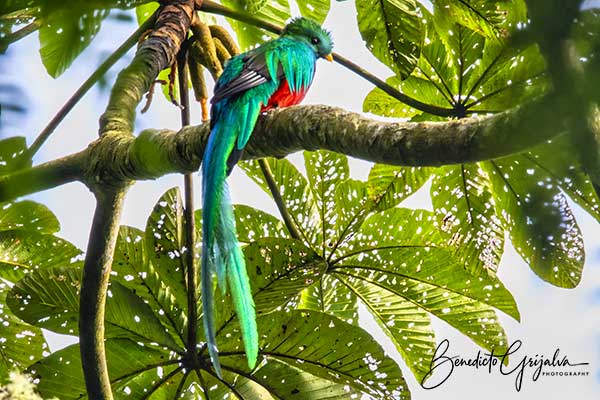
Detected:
[{"left": 281, "top": 17, "right": 333, "bottom": 58}]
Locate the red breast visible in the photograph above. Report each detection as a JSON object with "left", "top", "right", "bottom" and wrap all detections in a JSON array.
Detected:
[{"left": 262, "top": 78, "right": 308, "bottom": 111}]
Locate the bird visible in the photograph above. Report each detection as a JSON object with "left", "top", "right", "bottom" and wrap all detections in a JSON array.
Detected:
[{"left": 200, "top": 17, "right": 333, "bottom": 376}]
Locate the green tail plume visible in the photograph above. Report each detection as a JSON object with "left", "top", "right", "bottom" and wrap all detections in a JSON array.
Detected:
[{"left": 201, "top": 115, "right": 258, "bottom": 378}]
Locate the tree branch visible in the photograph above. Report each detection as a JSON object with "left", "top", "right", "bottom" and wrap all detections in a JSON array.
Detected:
[
  {"left": 0, "top": 94, "right": 569, "bottom": 203},
  {"left": 79, "top": 188, "right": 128, "bottom": 400}
]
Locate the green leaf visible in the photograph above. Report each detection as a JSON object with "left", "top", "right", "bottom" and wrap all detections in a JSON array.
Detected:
[
  {"left": 8, "top": 267, "right": 181, "bottom": 350},
  {"left": 135, "top": 1, "right": 158, "bottom": 25},
  {"left": 219, "top": 310, "right": 410, "bottom": 400},
  {"left": 349, "top": 209, "right": 518, "bottom": 317},
  {"left": 465, "top": 41, "right": 548, "bottom": 111},
  {"left": 363, "top": 75, "right": 451, "bottom": 119},
  {"left": 332, "top": 244, "right": 513, "bottom": 353},
  {"left": 336, "top": 276, "right": 435, "bottom": 381},
  {"left": 304, "top": 150, "right": 350, "bottom": 257},
  {"left": 39, "top": 8, "right": 109, "bottom": 77},
  {"left": 0, "top": 1, "right": 38, "bottom": 16},
  {"left": 0, "top": 136, "right": 29, "bottom": 176},
  {"left": 526, "top": 137, "right": 600, "bottom": 223},
  {"left": 356, "top": 0, "right": 422, "bottom": 78},
  {"left": 110, "top": 363, "right": 184, "bottom": 399},
  {"left": 433, "top": 0, "right": 505, "bottom": 40},
  {"left": 209, "top": 237, "right": 327, "bottom": 340},
  {"left": 0, "top": 200, "right": 60, "bottom": 234},
  {"left": 431, "top": 164, "right": 505, "bottom": 275},
  {"left": 243, "top": 238, "right": 326, "bottom": 315},
  {"left": 298, "top": 274, "right": 358, "bottom": 323},
  {"left": 296, "top": 0, "right": 331, "bottom": 24},
  {"left": 484, "top": 158, "right": 585, "bottom": 288},
  {"left": 300, "top": 206, "right": 517, "bottom": 381},
  {"left": 234, "top": 204, "right": 288, "bottom": 243},
  {"left": 29, "top": 338, "right": 176, "bottom": 400},
  {"left": 0, "top": 230, "right": 81, "bottom": 282},
  {"left": 241, "top": 158, "right": 321, "bottom": 246},
  {"left": 367, "top": 163, "right": 433, "bottom": 210},
  {"left": 374, "top": 6, "right": 548, "bottom": 119},
  {"left": 112, "top": 226, "right": 187, "bottom": 348},
  {"left": 144, "top": 187, "right": 189, "bottom": 316},
  {"left": 222, "top": 0, "right": 291, "bottom": 50},
  {"left": 0, "top": 282, "right": 48, "bottom": 384},
  {"left": 329, "top": 179, "right": 370, "bottom": 256}
]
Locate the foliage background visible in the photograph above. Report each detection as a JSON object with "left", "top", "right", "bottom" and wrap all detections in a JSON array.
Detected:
[{"left": 1, "top": 1, "right": 600, "bottom": 398}]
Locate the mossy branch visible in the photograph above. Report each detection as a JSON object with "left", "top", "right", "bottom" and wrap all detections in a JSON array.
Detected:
[
  {"left": 79, "top": 189, "right": 128, "bottom": 400},
  {"left": 0, "top": 94, "right": 570, "bottom": 204}
]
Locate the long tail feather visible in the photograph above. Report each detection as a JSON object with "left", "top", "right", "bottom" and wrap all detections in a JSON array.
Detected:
[{"left": 201, "top": 115, "right": 258, "bottom": 377}]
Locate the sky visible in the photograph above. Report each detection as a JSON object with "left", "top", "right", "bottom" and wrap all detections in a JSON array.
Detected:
[{"left": 1, "top": 1, "right": 600, "bottom": 399}]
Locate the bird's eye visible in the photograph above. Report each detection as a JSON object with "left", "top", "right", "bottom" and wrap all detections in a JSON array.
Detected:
[{"left": 311, "top": 37, "right": 320, "bottom": 45}]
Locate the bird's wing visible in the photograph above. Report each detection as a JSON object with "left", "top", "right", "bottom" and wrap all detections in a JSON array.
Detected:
[{"left": 211, "top": 50, "right": 283, "bottom": 104}]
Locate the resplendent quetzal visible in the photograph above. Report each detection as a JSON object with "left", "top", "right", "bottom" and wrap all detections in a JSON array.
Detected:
[{"left": 201, "top": 17, "right": 333, "bottom": 375}]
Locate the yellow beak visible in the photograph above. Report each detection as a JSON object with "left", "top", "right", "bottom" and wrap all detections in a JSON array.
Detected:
[{"left": 324, "top": 53, "right": 334, "bottom": 62}]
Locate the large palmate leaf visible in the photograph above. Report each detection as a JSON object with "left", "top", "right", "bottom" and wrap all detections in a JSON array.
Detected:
[
  {"left": 316, "top": 209, "right": 517, "bottom": 380},
  {"left": 216, "top": 310, "right": 410, "bottom": 400},
  {"left": 245, "top": 151, "right": 519, "bottom": 384},
  {"left": 0, "top": 282, "right": 48, "bottom": 384},
  {"left": 222, "top": 0, "right": 291, "bottom": 50},
  {"left": 364, "top": 2, "right": 547, "bottom": 119},
  {"left": 30, "top": 310, "right": 407, "bottom": 400},
  {"left": 356, "top": 0, "right": 422, "bottom": 78},
  {"left": 484, "top": 157, "right": 585, "bottom": 288},
  {"left": 431, "top": 164, "right": 504, "bottom": 275}
]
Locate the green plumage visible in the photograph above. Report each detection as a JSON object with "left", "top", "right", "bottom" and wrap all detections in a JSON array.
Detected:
[{"left": 201, "top": 17, "right": 333, "bottom": 377}]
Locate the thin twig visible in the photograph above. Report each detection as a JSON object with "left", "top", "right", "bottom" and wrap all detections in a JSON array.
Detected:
[
  {"left": 177, "top": 39, "right": 199, "bottom": 364},
  {"left": 0, "top": 20, "right": 41, "bottom": 53},
  {"left": 257, "top": 159, "right": 303, "bottom": 241},
  {"left": 22, "top": 13, "right": 158, "bottom": 161},
  {"left": 199, "top": 0, "right": 458, "bottom": 117}
]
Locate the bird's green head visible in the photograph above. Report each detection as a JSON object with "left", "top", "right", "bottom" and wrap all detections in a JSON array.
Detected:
[{"left": 282, "top": 17, "right": 334, "bottom": 61}]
